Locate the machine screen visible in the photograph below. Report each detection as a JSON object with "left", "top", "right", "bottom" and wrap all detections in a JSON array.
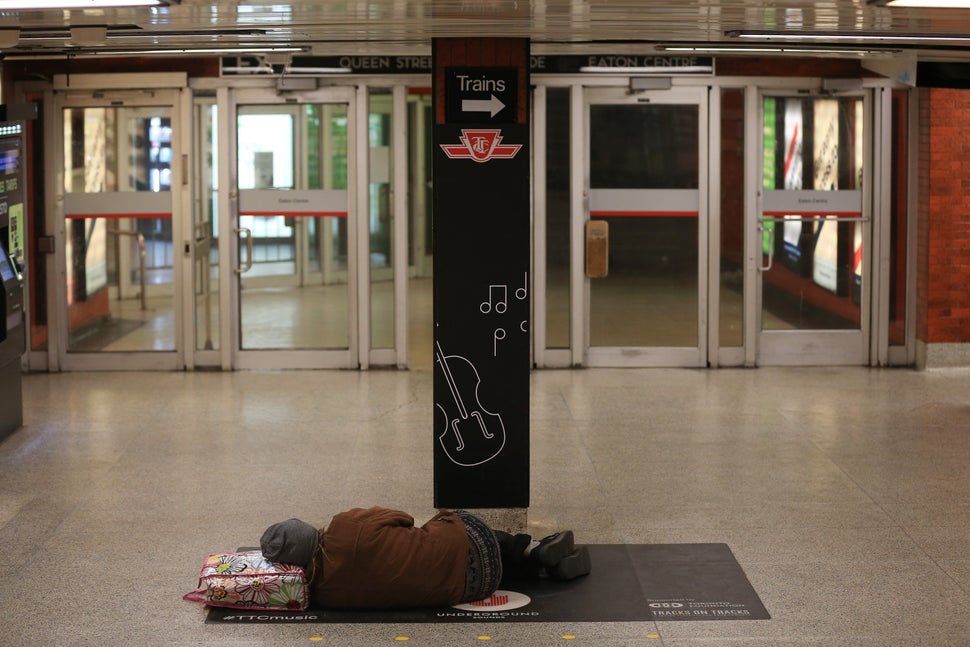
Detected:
[{"left": 0, "top": 245, "right": 14, "bottom": 282}]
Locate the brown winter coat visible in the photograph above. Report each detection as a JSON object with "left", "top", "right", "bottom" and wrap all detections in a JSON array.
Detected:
[{"left": 308, "top": 507, "right": 469, "bottom": 609}]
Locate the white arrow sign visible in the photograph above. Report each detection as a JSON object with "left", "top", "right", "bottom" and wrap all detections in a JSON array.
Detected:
[{"left": 462, "top": 94, "right": 506, "bottom": 117}]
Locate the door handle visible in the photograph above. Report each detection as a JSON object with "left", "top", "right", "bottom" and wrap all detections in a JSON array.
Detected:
[
  {"left": 234, "top": 226, "right": 253, "bottom": 274},
  {"left": 585, "top": 220, "right": 609, "bottom": 278},
  {"left": 758, "top": 223, "right": 774, "bottom": 272}
]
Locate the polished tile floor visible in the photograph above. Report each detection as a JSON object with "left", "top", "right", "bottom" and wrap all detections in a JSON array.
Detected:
[{"left": 3, "top": 366, "right": 970, "bottom": 645}]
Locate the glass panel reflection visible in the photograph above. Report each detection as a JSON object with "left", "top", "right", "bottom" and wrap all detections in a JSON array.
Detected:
[
  {"left": 237, "top": 111, "right": 296, "bottom": 278},
  {"left": 889, "top": 90, "right": 908, "bottom": 346},
  {"left": 720, "top": 89, "right": 745, "bottom": 348},
  {"left": 237, "top": 103, "right": 350, "bottom": 350},
  {"left": 545, "top": 87, "right": 570, "bottom": 349},
  {"left": 369, "top": 88, "right": 394, "bottom": 350},
  {"left": 63, "top": 106, "right": 175, "bottom": 352},
  {"left": 406, "top": 91, "right": 433, "bottom": 368},
  {"left": 195, "top": 100, "right": 220, "bottom": 352},
  {"left": 589, "top": 103, "right": 699, "bottom": 348},
  {"left": 761, "top": 96, "right": 864, "bottom": 331}
]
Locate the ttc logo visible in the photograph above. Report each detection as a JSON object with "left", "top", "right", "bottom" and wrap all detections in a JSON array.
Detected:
[{"left": 440, "top": 129, "right": 521, "bottom": 163}]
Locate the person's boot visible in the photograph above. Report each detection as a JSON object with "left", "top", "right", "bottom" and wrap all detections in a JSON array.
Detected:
[
  {"left": 548, "top": 546, "right": 592, "bottom": 581},
  {"left": 530, "top": 531, "right": 575, "bottom": 569},
  {"left": 495, "top": 530, "right": 533, "bottom": 564},
  {"left": 495, "top": 531, "right": 541, "bottom": 579}
]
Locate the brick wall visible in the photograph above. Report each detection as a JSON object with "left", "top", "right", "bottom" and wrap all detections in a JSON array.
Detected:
[{"left": 918, "top": 88, "right": 970, "bottom": 344}]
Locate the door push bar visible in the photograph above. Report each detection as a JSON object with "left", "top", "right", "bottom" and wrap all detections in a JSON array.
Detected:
[
  {"left": 757, "top": 215, "right": 869, "bottom": 273},
  {"left": 234, "top": 227, "right": 253, "bottom": 274}
]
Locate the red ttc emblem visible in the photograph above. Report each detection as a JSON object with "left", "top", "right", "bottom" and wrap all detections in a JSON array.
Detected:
[{"left": 440, "top": 129, "right": 522, "bottom": 163}]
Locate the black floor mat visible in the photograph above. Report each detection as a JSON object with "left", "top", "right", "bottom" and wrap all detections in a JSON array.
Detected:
[
  {"left": 69, "top": 317, "right": 145, "bottom": 351},
  {"left": 204, "top": 543, "right": 769, "bottom": 624}
]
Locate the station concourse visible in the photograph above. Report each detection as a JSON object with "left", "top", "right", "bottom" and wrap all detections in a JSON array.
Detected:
[{"left": 2, "top": 1, "right": 970, "bottom": 645}]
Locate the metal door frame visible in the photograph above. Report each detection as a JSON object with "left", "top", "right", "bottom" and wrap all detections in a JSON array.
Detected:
[
  {"left": 225, "top": 85, "right": 363, "bottom": 369},
  {"left": 47, "top": 74, "right": 188, "bottom": 371},
  {"left": 750, "top": 86, "right": 872, "bottom": 366},
  {"left": 579, "top": 85, "right": 710, "bottom": 368}
]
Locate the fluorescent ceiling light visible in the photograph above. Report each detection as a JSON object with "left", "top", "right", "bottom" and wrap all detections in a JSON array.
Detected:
[
  {"left": 0, "top": 44, "right": 302, "bottom": 60},
  {"left": 0, "top": 1, "right": 174, "bottom": 7},
  {"left": 730, "top": 30, "right": 970, "bottom": 43},
  {"left": 283, "top": 67, "right": 352, "bottom": 74},
  {"left": 97, "top": 46, "right": 302, "bottom": 56},
  {"left": 868, "top": 0, "right": 970, "bottom": 6},
  {"left": 223, "top": 65, "right": 352, "bottom": 75},
  {"left": 14, "top": 27, "right": 262, "bottom": 41},
  {"left": 663, "top": 46, "right": 894, "bottom": 55}
]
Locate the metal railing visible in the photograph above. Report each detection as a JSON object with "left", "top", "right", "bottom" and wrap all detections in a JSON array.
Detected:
[{"left": 107, "top": 229, "right": 147, "bottom": 311}]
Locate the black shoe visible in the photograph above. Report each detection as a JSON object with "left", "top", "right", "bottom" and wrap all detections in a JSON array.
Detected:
[
  {"left": 495, "top": 531, "right": 534, "bottom": 565},
  {"left": 550, "top": 546, "right": 591, "bottom": 581},
  {"left": 531, "top": 531, "right": 575, "bottom": 569}
]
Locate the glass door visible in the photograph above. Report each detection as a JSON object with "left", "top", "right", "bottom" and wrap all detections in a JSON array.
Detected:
[
  {"left": 583, "top": 87, "right": 708, "bottom": 367},
  {"left": 191, "top": 94, "right": 221, "bottom": 364},
  {"left": 406, "top": 91, "right": 434, "bottom": 369},
  {"left": 229, "top": 87, "right": 357, "bottom": 369},
  {"left": 757, "top": 93, "right": 869, "bottom": 365},
  {"left": 53, "top": 89, "right": 184, "bottom": 370}
]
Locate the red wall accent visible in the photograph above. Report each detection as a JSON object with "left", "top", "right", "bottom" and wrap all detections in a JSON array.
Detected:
[
  {"left": 716, "top": 57, "right": 871, "bottom": 78},
  {"left": 918, "top": 87, "right": 970, "bottom": 344}
]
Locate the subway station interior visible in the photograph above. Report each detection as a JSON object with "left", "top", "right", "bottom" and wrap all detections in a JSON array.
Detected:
[{"left": 3, "top": 1, "right": 970, "bottom": 645}]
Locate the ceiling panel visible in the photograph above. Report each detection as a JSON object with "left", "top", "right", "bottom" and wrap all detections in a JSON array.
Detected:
[{"left": 0, "top": 0, "right": 969, "bottom": 61}]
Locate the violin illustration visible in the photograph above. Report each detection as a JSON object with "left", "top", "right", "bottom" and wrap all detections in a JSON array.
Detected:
[{"left": 434, "top": 340, "right": 506, "bottom": 467}]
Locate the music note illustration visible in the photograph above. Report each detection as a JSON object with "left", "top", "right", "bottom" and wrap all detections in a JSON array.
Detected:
[
  {"left": 434, "top": 340, "right": 506, "bottom": 467},
  {"left": 480, "top": 284, "right": 508, "bottom": 314},
  {"left": 515, "top": 272, "right": 528, "bottom": 301},
  {"left": 493, "top": 328, "right": 506, "bottom": 356}
]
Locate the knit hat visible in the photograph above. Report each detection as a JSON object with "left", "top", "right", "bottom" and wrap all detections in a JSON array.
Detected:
[{"left": 260, "top": 518, "right": 318, "bottom": 567}]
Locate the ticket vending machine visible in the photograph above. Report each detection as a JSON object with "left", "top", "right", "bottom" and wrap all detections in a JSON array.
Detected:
[
  {"left": 0, "top": 242, "right": 24, "bottom": 439},
  {"left": 0, "top": 108, "right": 32, "bottom": 441}
]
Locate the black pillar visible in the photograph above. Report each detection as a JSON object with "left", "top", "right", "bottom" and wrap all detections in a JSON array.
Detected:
[{"left": 432, "top": 38, "right": 530, "bottom": 509}]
